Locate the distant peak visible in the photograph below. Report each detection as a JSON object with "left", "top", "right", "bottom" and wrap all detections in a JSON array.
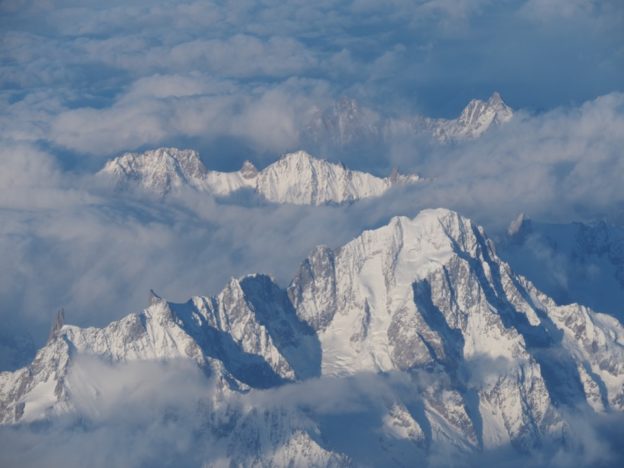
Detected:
[
  {"left": 102, "top": 147, "right": 203, "bottom": 171},
  {"left": 454, "top": 92, "right": 513, "bottom": 135},
  {"left": 47, "top": 308, "right": 65, "bottom": 342},
  {"left": 126, "top": 147, "right": 199, "bottom": 161},
  {"left": 149, "top": 289, "right": 162, "bottom": 305},
  {"left": 461, "top": 92, "right": 509, "bottom": 112},
  {"left": 488, "top": 91, "right": 503, "bottom": 105},
  {"left": 335, "top": 96, "right": 359, "bottom": 111},
  {"left": 390, "top": 167, "right": 399, "bottom": 182},
  {"left": 380, "top": 209, "right": 468, "bottom": 237},
  {"left": 156, "top": 147, "right": 197, "bottom": 156},
  {"left": 99, "top": 147, "right": 208, "bottom": 195},
  {"left": 100, "top": 147, "right": 421, "bottom": 205},
  {"left": 280, "top": 150, "right": 315, "bottom": 162},
  {"left": 240, "top": 160, "right": 258, "bottom": 179}
]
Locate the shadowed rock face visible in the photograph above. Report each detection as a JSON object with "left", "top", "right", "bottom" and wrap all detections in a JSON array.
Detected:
[
  {"left": 47, "top": 309, "right": 65, "bottom": 342},
  {"left": 1, "top": 209, "right": 622, "bottom": 465},
  {"left": 288, "top": 245, "right": 338, "bottom": 331},
  {"left": 499, "top": 216, "right": 624, "bottom": 321}
]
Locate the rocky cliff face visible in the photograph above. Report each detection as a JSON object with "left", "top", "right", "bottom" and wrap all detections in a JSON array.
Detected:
[{"left": 1, "top": 209, "right": 622, "bottom": 465}]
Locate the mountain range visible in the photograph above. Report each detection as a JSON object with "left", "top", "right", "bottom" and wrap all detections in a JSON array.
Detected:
[
  {"left": 304, "top": 92, "right": 513, "bottom": 147},
  {"left": 2, "top": 209, "right": 622, "bottom": 466},
  {"left": 99, "top": 149, "right": 421, "bottom": 204},
  {"left": 98, "top": 92, "right": 513, "bottom": 205}
]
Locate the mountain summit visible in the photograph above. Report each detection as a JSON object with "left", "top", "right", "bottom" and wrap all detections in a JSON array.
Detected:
[
  {"left": 1, "top": 209, "right": 621, "bottom": 465},
  {"left": 437, "top": 92, "right": 513, "bottom": 139},
  {"left": 305, "top": 92, "right": 513, "bottom": 146},
  {"left": 99, "top": 149, "right": 421, "bottom": 204}
]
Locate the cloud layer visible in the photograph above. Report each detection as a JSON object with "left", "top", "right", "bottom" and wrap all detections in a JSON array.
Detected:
[
  {"left": 0, "top": 88, "right": 622, "bottom": 362},
  {"left": 1, "top": 356, "right": 623, "bottom": 467},
  {"left": 2, "top": 0, "right": 623, "bottom": 168},
  {"left": 1, "top": 2, "right": 623, "bottom": 467}
]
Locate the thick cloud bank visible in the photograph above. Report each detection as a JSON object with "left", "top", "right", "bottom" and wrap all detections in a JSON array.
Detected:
[
  {"left": 394, "top": 92, "right": 624, "bottom": 225},
  {"left": 1, "top": 0, "right": 622, "bottom": 168},
  {"left": 1, "top": 357, "right": 623, "bottom": 468}
]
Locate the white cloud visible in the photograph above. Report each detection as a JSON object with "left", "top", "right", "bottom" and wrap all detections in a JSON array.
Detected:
[
  {"left": 386, "top": 92, "right": 624, "bottom": 227},
  {"left": 2, "top": 0, "right": 621, "bottom": 162},
  {"left": 0, "top": 356, "right": 622, "bottom": 467}
]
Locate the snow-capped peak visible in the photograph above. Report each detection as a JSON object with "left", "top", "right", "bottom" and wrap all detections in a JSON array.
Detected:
[
  {"left": 100, "top": 147, "right": 208, "bottom": 195},
  {"left": 240, "top": 160, "right": 258, "bottom": 179},
  {"left": 305, "top": 93, "right": 514, "bottom": 146},
  {"left": 450, "top": 92, "right": 513, "bottom": 138},
  {"left": 99, "top": 149, "right": 421, "bottom": 205},
  {"left": 488, "top": 91, "right": 505, "bottom": 106},
  {"left": 2, "top": 208, "right": 624, "bottom": 464},
  {"left": 148, "top": 289, "right": 163, "bottom": 305},
  {"left": 277, "top": 149, "right": 315, "bottom": 163},
  {"left": 47, "top": 309, "right": 65, "bottom": 342}
]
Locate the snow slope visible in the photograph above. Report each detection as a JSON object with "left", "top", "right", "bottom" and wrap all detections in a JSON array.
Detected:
[
  {"left": 99, "top": 148, "right": 420, "bottom": 204},
  {"left": 2, "top": 209, "right": 622, "bottom": 466}
]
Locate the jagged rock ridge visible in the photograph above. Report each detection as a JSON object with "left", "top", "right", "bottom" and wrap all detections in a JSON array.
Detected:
[
  {"left": 305, "top": 92, "right": 513, "bottom": 146},
  {"left": 1, "top": 209, "right": 622, "bottom": 466},
  {"left": 99, "top": 149, "right": 421, "bottom": 204}
]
